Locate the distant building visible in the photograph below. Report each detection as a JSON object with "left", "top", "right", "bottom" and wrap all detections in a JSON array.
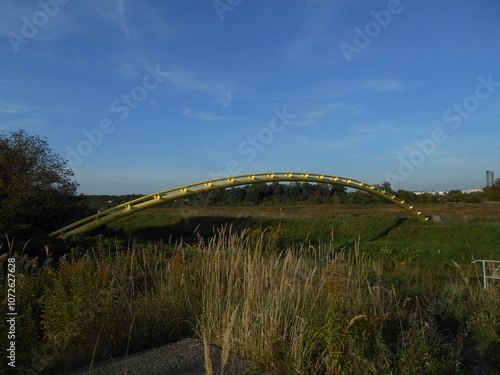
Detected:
[
  {"left": 486, "top": 170, "right": 494, "bottom": 187},
  {"left": 414, "top": 189, "right": 483, "bottom": 195},
  {"left": 462, "top": 189, "right": 484, "bottom": 194},
  {"left": 414, "top": 191, "right": 448, "bottom": 196}
]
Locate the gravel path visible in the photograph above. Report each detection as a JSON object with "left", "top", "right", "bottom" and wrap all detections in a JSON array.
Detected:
[{"left": 64, "top": 339, "right": 269, "bottom": 375}]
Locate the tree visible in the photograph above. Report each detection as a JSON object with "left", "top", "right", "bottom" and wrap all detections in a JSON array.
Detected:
[
  {"left": 416, "top": 193, "right": 439, "bottom": 204},
  {"left": 376, "top": 181, "right": 396, "bottom": 195},
  {"left": 446, "top": 190, "right": 464, "bottom": 203},
  {"left": 245, "top": 183, "right": 270, "bottom": 205},
  {"left": 397, "top": 189, "right": 418, "bottom": 204},
  {"left": 0, "top": 130, "right": 85, "bottom": 241},
  {"left": 224, "top": 187, "right": 246, "bottom": 205},
  {"left": 483, "top": 179, "right": 500, "bottom": 201}
]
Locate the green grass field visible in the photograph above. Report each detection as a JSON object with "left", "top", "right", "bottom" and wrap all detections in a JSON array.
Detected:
[
  {"left": 2, "top": 203, "right": 499, "bottom": 374},
  {"left": 107, "top": 203, "right": 500, "bottom": 267}
]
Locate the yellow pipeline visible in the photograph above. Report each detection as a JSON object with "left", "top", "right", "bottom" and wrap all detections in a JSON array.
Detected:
[{"left": 50, "top": 172, "right": 428, "bottom": 239}]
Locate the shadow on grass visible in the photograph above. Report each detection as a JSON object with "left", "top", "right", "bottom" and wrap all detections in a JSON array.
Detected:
[{"left": 119, "top": 215, "right": 279, "bottom": 244}]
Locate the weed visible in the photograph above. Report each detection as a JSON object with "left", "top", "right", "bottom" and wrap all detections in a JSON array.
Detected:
[{"left": 1, "top": 217, "right": 499, "bottom": 374}]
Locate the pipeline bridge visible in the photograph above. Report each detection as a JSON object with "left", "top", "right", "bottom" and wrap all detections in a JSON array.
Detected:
[{"left": 50, "top": 172, "right": 428, "bottom": 239}]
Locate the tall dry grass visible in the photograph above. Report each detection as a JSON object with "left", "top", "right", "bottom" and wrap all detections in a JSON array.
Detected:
[
  {"left": 196, "top": 227, "right": 328, "bottom": 373},
  {"left": 192, "top": 229, "right": 488, "bottom": 374},
  {"left": 1, "top": 227, "right": 498, "bottom": 374}
]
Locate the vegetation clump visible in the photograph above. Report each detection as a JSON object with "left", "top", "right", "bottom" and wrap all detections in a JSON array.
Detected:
[
  {"left": 1, "top": 228, "right": 498, "bottom": 374},
  {"left": 0, "top": 130, "right": 90, "bottom": 254}
]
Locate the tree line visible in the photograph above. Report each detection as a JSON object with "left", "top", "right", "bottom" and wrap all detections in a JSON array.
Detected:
[
  {"left": 2, "top": 129, "right": 500, "bottom": 255},
  {"left": 67, "top": 181, "right": 500, "bottom": 214},
  {"left": 169, "top": 180, "right": 500, "bottom": 207}
]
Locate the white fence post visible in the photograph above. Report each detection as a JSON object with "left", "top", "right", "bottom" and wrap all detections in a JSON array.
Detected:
[{"left": 471, "top": 260, "right": 500, "bottom": 289}]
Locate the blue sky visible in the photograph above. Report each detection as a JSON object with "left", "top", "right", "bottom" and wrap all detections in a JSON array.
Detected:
[{"left": 1, "top": 0, "right": 499, "bottom": 194}]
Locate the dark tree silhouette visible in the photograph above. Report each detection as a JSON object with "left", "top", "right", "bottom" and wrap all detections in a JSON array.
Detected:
[{"left": 0, "top": 130, "right": 86, "bottom": 246}]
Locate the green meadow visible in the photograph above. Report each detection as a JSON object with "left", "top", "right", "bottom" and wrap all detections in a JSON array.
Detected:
[
  {"left": 107, "top": 204, "right": 500, "bottom": 267},
  {"left": 1, "top": 203, "right": 499, "bottom": 374}
]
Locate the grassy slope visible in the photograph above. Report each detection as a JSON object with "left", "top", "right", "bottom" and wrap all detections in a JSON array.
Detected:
[
  {"left": 106, "top": 204, "right": 500, "bottom": 268},
  {"left": 368, "top": 220, "right": 500, "bottom": 262},
  {"left": 4, "top": 203, "right": 499, "bottom": 374}
]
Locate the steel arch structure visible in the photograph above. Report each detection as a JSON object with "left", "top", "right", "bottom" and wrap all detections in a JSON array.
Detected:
[{"left": 51, "top": 172, "right": 428, "bottom": 239}]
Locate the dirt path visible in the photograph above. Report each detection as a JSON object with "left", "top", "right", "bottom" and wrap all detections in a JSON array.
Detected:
[{"left": 65, "top": 339, "right": 269, "bottom": 375}]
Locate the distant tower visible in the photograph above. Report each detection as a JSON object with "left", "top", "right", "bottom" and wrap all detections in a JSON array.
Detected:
[{"left": 486, "top": 170, "right": 494, "bottom": 187}]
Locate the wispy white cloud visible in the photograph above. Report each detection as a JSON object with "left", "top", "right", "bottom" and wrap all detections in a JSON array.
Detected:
[
  {"left": 0, "top": 100, "right": 39, "bottom": 115},
  {"left": 167, "top": 69, "right": 235, "bottom": 108},
  {"left": 0, "top": 0, "right": 137, "bottom": 49},
  {"left": 282, "top": 131, "right": 362, "bottom": 154},
  {"left": 0, "top": 117, "right": 46, "bottom": 134},
  {"left": 258, "top": 78, "right": 426, "bottom": 106},
  {"left": 0, "top": 1, "right": 83, "bottom": 43},
  {"left": 361, "top": 79, "right": 427, "bottom": 94},
  {"left": 0, "top": 3, "right": 32, "bottom": 35},
  {"left": 281, "top": 2, "right": 346, "bottom": 66},
  {"left": 215, "top": 92, "right": 233, "bottom": 108},
  {"left": 322, "top": 79, "right": 426, "bottom": 96},
  {"left": 82, "top": 0, "right": 135, "bottom": 43},
  {"left": 293, "top": 103, "right": 339, "bottom": 127},
  {"left": 349, "top": 121, "right": 402, "bottom": 135},
  {"left": 113, "top": 0, "right": 132, "bottom": 42},
  {"left": 181, "top": 107, "right": 224, "bottom": 122},
  {"left": 0, "top": 106, "right": 20, "bottom": 115}
]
